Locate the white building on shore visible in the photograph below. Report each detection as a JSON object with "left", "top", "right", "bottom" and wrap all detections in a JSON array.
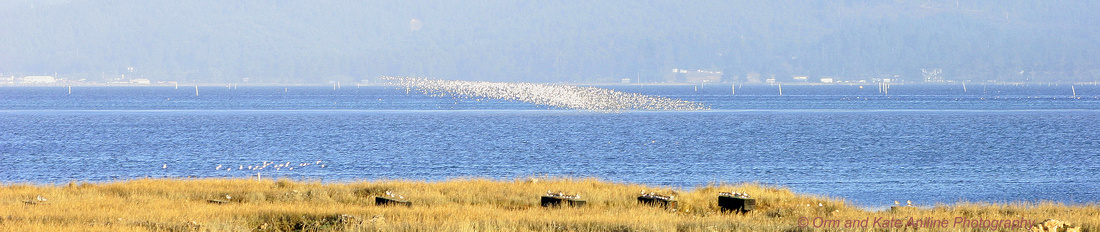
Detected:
[{"left": 22, "top": 76, "right": 57, "bottom": 84}]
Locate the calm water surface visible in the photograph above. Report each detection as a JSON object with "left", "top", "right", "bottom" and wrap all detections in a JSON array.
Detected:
[{"left": 1, "top": 84, "right": 1098, "bottom": 207}]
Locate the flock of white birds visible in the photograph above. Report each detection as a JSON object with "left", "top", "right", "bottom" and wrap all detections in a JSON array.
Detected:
[{"left": 383, "top": 76, "right": 709, "bottom": 112}]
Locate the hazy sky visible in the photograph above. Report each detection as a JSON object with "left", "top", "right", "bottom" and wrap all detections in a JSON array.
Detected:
[{"left": 1, "top": 0, "right": 1096, "bottom": 83}]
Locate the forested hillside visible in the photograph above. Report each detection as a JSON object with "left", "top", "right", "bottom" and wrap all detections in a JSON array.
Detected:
[{"left": 1, "top": 0, "right": 1096, "bottom": 83}]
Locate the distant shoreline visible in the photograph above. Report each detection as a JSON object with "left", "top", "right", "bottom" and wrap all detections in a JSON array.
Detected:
[{"left": 3, "top": 81, "right": 1099, "bottom": 88}]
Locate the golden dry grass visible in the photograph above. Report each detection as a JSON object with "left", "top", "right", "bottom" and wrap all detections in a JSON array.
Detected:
[{"left": 1, "top": 177, "right": 1096, "bottom": 231}]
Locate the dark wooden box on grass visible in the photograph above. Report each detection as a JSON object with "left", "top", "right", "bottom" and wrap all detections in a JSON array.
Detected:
[
  {"left": 375, "top": 196, "right": 411, "bottom": 207},
  {"left": 637, "top": 196, "right": 677, "bottom": 209},
  {"left": 541, "top": 196, "right": 586, "bottom": 207},
  {"left": 718, "top": 196, "right": 755, "bottom": 213}
]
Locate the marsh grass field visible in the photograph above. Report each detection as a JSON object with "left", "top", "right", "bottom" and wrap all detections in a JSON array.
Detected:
[{"left": 1, "top": 178, "right": 1095, "bottom": 231}]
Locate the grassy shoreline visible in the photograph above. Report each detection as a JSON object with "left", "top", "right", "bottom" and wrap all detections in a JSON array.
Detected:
[{"left": 2, "top": 178, "right": 1094, "bottom": 231}]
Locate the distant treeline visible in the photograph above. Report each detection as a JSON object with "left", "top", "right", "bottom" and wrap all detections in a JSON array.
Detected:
[{"left": 1, "top": 0, "right": 1096, "bottom": 83}]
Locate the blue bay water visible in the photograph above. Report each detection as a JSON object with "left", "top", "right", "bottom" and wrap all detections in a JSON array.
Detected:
[{"left": 1, "top": 84, "right": 1098, "bottom": 207}]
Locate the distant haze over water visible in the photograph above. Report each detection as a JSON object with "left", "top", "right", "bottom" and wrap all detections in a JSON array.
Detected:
[
  {"left": 2, "top": 1, "right": 1097, "bottom": 83},
  {"left": 1, "top": 84, "right": 1098, "bottom": 207}
]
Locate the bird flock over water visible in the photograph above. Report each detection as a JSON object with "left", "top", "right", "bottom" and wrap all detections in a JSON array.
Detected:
[
  {"left": 154, "top": 160, "right": 327, "bottom": 180},
  {"left": 383, "top": 76, "right": 709, "bottom": 112},
  {"left": 212, "top": 160, "right": 326, "bottom": 172}
]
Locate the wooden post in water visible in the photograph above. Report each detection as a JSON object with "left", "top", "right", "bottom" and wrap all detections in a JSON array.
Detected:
[
  {"left": 1072, "top": 86, "right": 1076, "bottom": 97},
  {"left": 195, "top": 85, "right": 199, "bottom": 96},
  {"left": 731, "top": 84, "right": 735, "bottom": 95},
  {"left": 778, "top": 83, "right": 783, "bottom": 96},
  {"left": 68, "top": 86, "right": 71, "bottom": 94},
  {"left": 963, "top": 82, "right": 967, "bottom": 92}
]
